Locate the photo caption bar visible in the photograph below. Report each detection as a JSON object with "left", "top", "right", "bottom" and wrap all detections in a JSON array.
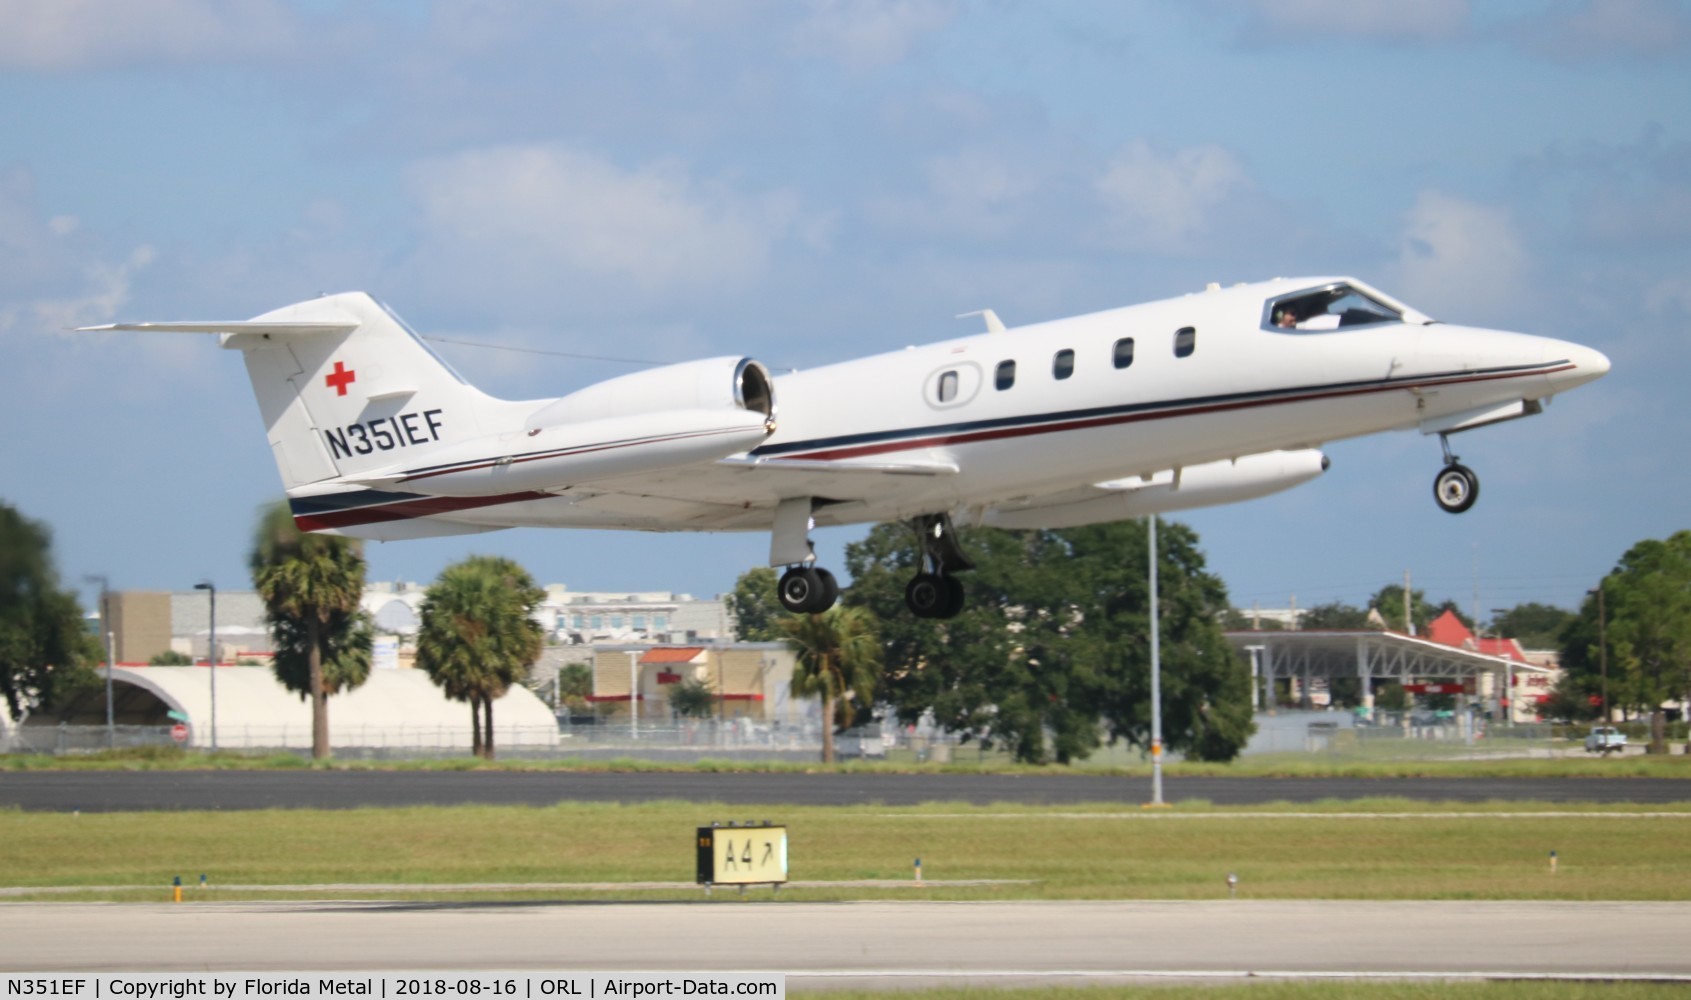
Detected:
[{"left": 2, "top": 976, "right": 782, "bottom": 1000}]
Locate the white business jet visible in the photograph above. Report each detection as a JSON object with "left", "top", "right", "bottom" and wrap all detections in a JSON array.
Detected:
[{"left": 87, "top": 277, "right": 1608, "bottom": 618}]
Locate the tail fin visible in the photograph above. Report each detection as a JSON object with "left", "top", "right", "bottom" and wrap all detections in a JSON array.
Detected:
[{"left": 91, "top": 292, "right": 512, "bottom": 491}]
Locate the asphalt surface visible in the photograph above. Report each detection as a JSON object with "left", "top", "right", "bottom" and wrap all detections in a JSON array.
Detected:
[
  {"left": 3, "top": 769, "right": 1689, "bottom": 811},
  {"left": 6, "top": 900, "right": 1690, "bottom": 981}
]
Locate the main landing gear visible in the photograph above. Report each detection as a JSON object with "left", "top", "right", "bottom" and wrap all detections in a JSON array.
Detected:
[
  {"left": 904, "top": 512, "right": 974, "bottom": 620},
  {"left": 773, "top": 496, "right": 841, "bottom": 615},
  {"left": 768, "top": 499, "right": 977, "bottom": 618},
  {"left": 777, "top": 564, "right": 839, "bottom": 615},
  {"left": 1432, "top": 433, "right": 1480, "bottom": 514}
]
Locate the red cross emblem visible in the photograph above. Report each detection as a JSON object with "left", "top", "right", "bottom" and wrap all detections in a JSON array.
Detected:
[{"left": 324, "top": 361, "right": 356, "bottom": 397}]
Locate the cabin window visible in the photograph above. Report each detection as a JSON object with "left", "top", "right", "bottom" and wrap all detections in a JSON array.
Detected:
[
  {"left": 1053, "top": 349, "right": 1075, "bottom": 380},
  {"left": 937, "top": 370, "right": 959, "bottom": 403},
  {"left": 1113, "top": 337, "right": 1135, "bottom": 369},
  {"left": 995, "top": 360, "right": 1016, "bottom": 390},
  {"left": 1174, "top": 327, "right": 1196, "bottom": 358}
]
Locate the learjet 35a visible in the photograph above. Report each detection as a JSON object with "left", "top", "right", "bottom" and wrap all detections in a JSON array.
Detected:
[{"left": 88, "top": 276, "right": 1608, "bottom": 618}]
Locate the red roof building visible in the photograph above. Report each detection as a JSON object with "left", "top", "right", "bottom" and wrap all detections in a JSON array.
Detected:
[{"left": 1425, "top": 610, "right": 1533, "bottom": 664}]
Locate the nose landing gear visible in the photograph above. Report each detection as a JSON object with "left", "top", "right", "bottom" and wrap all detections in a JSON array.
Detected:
[{"left": 1433, "top": 434, "right": 1480, "bottom": 514}]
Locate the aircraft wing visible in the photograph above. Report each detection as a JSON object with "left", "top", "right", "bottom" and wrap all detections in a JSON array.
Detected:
[{"left": 299, "top": 449, "right": 964, "bottom": 538}]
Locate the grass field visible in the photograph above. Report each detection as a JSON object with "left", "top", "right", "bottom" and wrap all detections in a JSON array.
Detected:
[
  {"left": 5, "top": 799, "right": 1689, "bottom": 903},
  {"left": 5, "top": 746, "right": 1691, "bottom": 779}
]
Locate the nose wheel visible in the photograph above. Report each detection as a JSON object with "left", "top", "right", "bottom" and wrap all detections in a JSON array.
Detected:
[{"left": 1432, "top": 434, "right": 1480, "bottom": 514}]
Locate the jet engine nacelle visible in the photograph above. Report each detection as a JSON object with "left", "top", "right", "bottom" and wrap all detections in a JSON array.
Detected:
[
  {"left": 981, "top": 449, "right": 1328, "bottom": 529},
  {"left": 527, "top": 356, "right": 775, "bottom": 428},
  {"left": 369, "top": 357, "right": 777, "bottom": 497}
]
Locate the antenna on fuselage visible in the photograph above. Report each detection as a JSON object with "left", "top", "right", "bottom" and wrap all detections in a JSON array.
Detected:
[{"left": 956, "top": 309, "right": 1006, "bottom": 334}]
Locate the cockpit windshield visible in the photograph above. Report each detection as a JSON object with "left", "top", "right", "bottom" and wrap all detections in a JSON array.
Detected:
[{"left": 1264, "top": 283, "right": 1403, "bottom": 333}]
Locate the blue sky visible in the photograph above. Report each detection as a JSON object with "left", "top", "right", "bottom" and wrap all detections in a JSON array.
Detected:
[{"left": 2, "top": 0, "right": 1688, "bottom": 623}]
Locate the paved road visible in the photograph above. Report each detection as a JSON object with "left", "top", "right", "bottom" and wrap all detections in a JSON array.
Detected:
[
  {"left": 4, "top": 900, "right": 1688, "bottom": 983},
  {"left": 2, "top": 770, "right": 1688, "bottom": 811}
]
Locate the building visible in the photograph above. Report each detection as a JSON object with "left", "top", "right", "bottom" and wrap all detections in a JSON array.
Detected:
[
  {"left": 586, "top": 644, "right": 808, "bottom": 726},
  {"left": 1226, "top": 626, "right": 1552, "bottom": 719},
  {"left": 1424, "top": 609, "right": 1550, "bottom": 723},
  {"left": 540, "top": 585, "right": 734, "bottom": 645}
]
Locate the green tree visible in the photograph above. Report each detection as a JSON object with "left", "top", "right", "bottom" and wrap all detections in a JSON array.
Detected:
[
  {"left": 0, "top": 502, "right": 100, "bottom": 721},
  {"left": 1220, "top": 608, "right": 1285, "bottom": 631},
  {"left": 1590, "top": 533, "right": 1691, "bottom": 753},
  {"left": 416, "top": 555, "right": 545, "bottom": 758},
  {"left": 1299, "top": 601, "right": 1371, "bottom": 631},
  {"left": 249, "top": 501, "right": 371, "bottom": 759},
  {"left": 1551, "top": 591, "right": 1608, "bottom": 723},
  {"left": 557, "top": 662, "right": 594, "bottom": 714},
  {"left": 845, "top": 519, "right": 1254, "bottom": 764},
  {"left": 1072, "top": 520, "right": 1255, "bottom": 763},
  {"left": 149, "top": 650, "right": 194, "bottom": 666},
  {"left": 726, "top": 566, "right": 782, "bottom": 642},
  {"left": 668, "top": 677, "right": 717, "bottom": 719},
  {"left": 1374, "top": 683, "right": 1411, "bottom": 713},
  {"left": 780, "top": 604, "right": 882, "bottom": 764},
  {"left": 1368, "top": 583, "right": 1451, "bottom": 635},
  {"left": 1492, "top": 602, "right": 1576, "bottom": 650}
]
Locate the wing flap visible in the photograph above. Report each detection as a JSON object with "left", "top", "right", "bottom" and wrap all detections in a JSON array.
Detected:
[{"left": 717, "top": 456, "right": 959, "bottom": 476}]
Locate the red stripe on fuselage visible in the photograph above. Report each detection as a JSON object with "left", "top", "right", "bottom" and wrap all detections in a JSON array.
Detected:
[
  {"left": 776, "top": 364, "right": 1573, "bottom": 463},
  {"left": 292, "top": 490, "right": 555, "bottom": 532}
]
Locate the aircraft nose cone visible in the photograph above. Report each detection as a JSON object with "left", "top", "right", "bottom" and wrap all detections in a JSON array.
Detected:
[{"left": 1548, "top": 340, "right": 1611, "bottom": 391}]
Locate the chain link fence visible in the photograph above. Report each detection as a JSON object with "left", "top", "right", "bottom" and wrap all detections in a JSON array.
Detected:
[{"left": 4, "top": 713, "right": 1607, "bottom": 763}]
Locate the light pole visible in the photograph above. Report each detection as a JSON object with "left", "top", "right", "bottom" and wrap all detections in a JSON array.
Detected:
[
  {"left": 1244, "top": 644, "right": 1266, "bottom": 712},
  {"left": 84, "top": 575, "right": 114, "bottom": 749},
  {"left": 1587, "top": 586, "right": 1609, "bottom": 723},
  {"left": 1147, "top": 516, "right": 1164, "bottom": 808},
  {"left": 194, "top": 582, "right": 217, "bottom": 752}
]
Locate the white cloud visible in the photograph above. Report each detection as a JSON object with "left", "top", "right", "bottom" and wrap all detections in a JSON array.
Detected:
[
  {"left": 1391, "top": 190, "right": 1531, "bottom": 322},
  {"left": 404, "top": 144, "right": 806, "bottom": 306},
  {"left": 1516, "top": 0, "right": 1691, "bottom": 62},
  {"left": 18, "top": 245, "right": 158, "bottom": 333},
  {"left": 791, "top": 0, "right": 956, "bottom": 71},
  {"left": 0, "top": 165, "right": 154, "bottom": 336},
  {"left": 0, "top": 0, "right": 298, "bottom": 71},
  {"left": 1240, "top": 0, "right": 1470, "bottom": 43},
  {"left": 866, "top": 147, "right": 1054, "bottom": 241},
  {"left": 1093, "top": 140, "right": 1256, "bottom": 254}
]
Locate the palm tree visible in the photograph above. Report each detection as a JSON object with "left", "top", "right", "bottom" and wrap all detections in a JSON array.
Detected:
[
  {"left": 780, "top": 605, "right": 882, "bottom": 763},
  {"left": 415, "top": 555, "right": 544, "bottom": 758},
  {"left": 249, "top": 501, "right": 370, "bottom": 760}
]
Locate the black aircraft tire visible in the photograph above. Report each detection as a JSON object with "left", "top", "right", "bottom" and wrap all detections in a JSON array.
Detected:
[
  {"left": 1433, "top": 463, "right": 1480, "bottom": 514},
  {"left": 815, "top": 568, "right": 840, "bottom": 613},
  {"left": 939, "top": 574, "right": 966, "bottom": 619},
  {"left": 905, "top": 573, "right": 947, "bottom": 618},
  {"left": 779, "top": 567, "right": 821, "bottom": 613}
]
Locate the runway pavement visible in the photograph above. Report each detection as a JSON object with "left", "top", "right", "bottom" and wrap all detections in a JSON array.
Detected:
[
  {"left": 4, "top": 769, "right": 1690, "bottom": 812},
  {"left": 3, "top": 900, "right": 1687, "bottom": 984}
]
